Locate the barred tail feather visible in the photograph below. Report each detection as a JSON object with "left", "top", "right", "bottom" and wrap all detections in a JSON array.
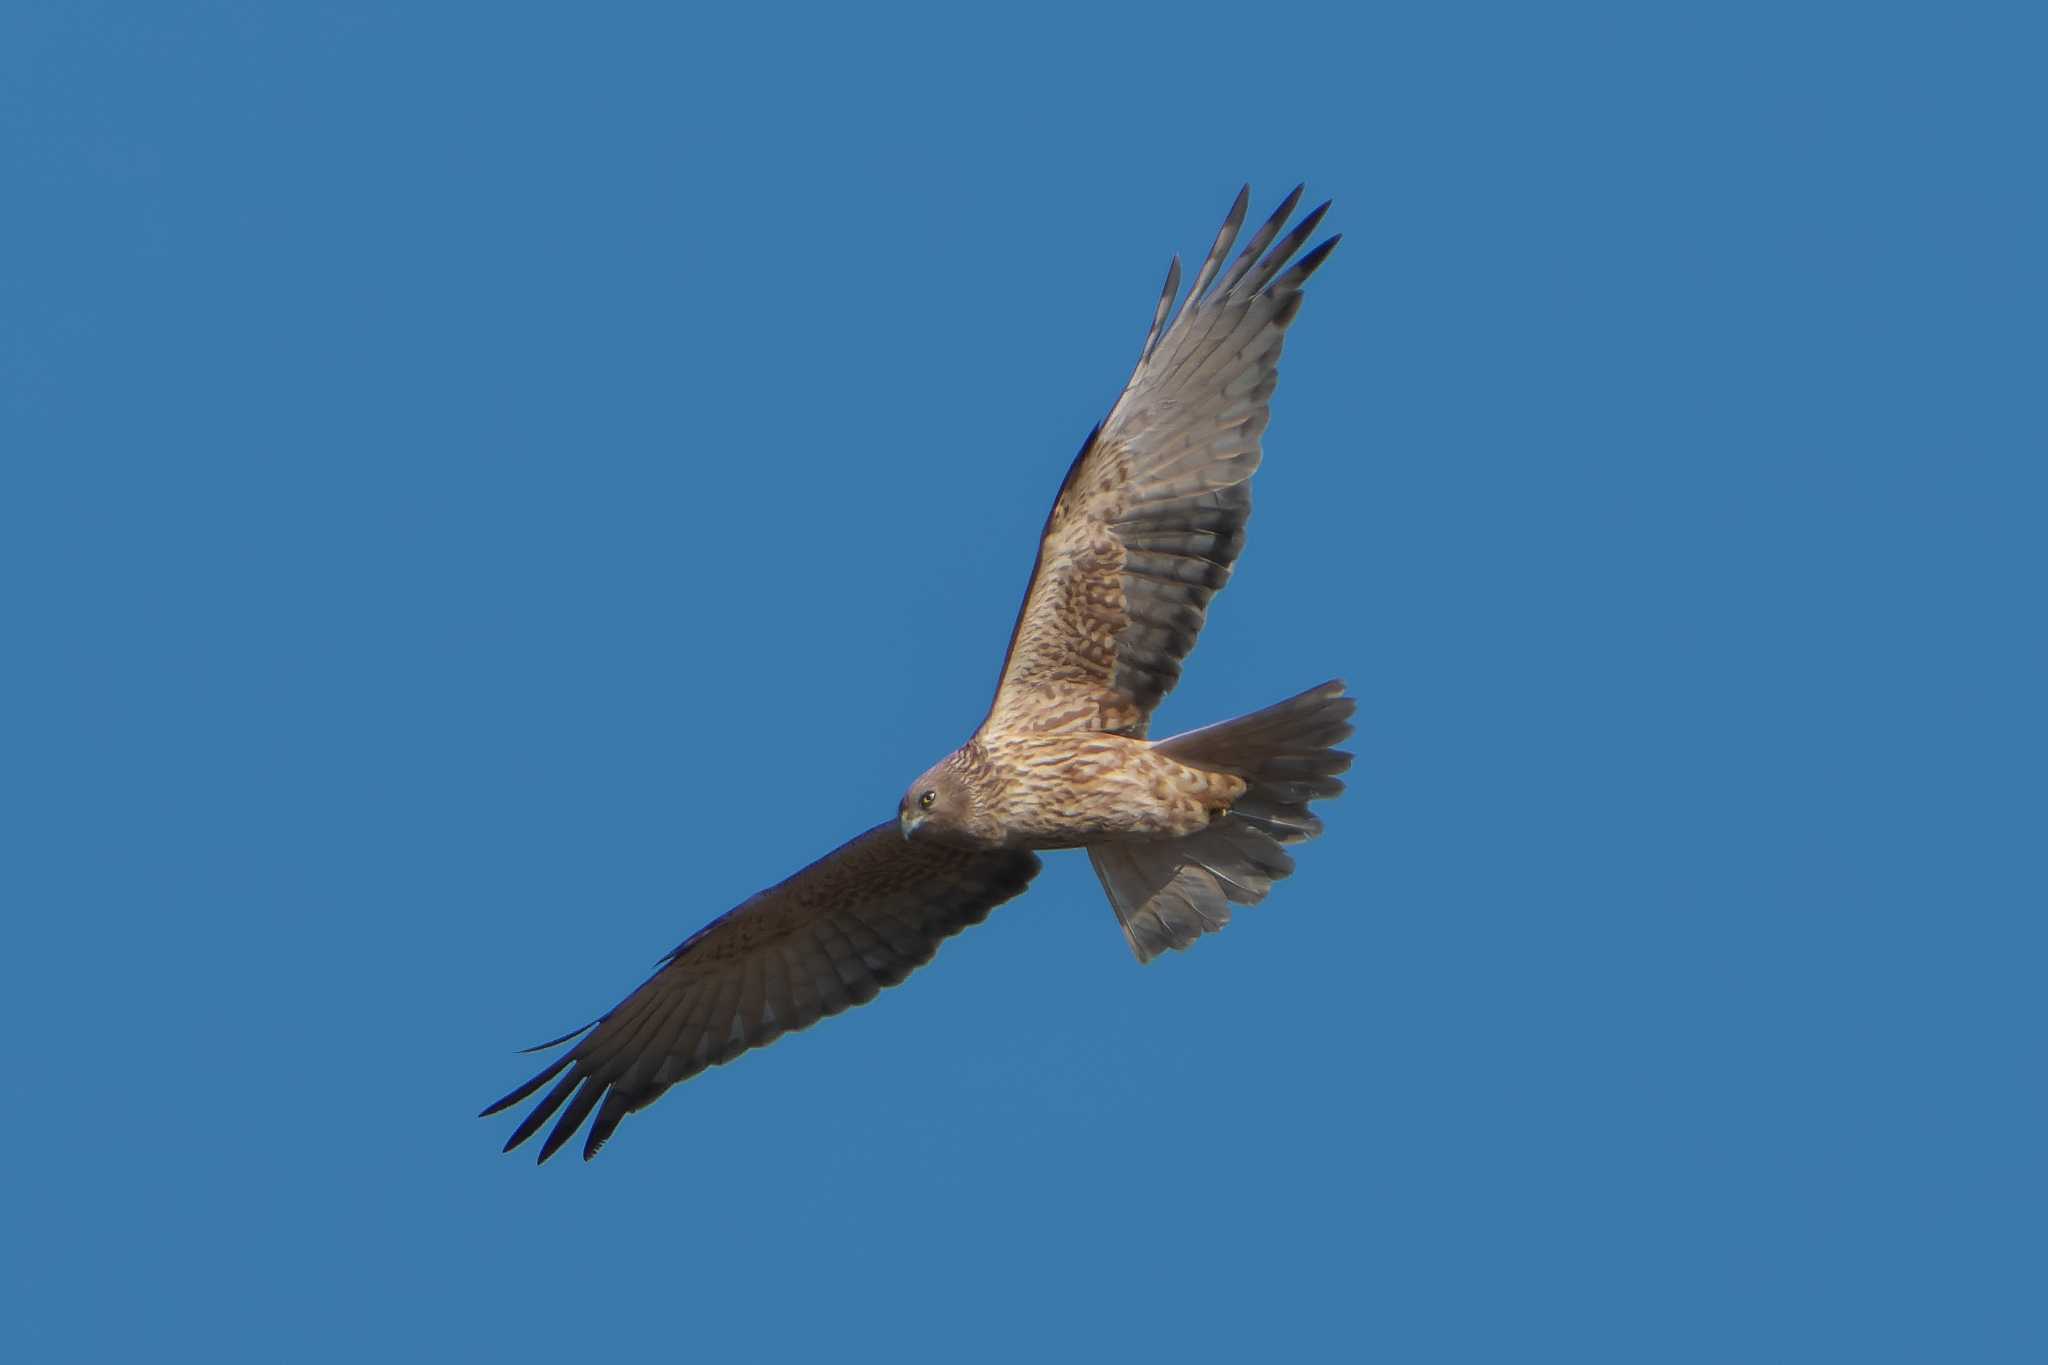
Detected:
[{"left": 1090, "top": 680, "right": 1355, "bottom": 964}]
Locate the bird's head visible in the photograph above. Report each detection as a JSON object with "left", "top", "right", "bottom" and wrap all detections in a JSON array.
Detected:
[{"left": 898, "top": 755, "right": 992, "bottom": 846}]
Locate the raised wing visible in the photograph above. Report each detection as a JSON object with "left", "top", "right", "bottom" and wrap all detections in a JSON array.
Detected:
[
  {"left": 982, "top": 186, "right": 1339, "bottom": 739},
  {"left": 482, "top": 824, "right": 1041, "bottom": 1162}
]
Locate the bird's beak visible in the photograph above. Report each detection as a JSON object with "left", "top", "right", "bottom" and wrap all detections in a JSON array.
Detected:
[{"left": 899, "top": 811, "right": 922, "bottom": 841}]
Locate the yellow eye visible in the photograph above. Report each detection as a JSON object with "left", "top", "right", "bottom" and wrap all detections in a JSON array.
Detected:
[{"left": 919, "top": 790, "right": 936, "bottom": 810}]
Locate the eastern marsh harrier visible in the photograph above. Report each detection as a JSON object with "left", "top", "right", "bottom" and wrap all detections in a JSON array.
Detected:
[{"left": 485, "top": 187, "right": 1353, "bottom": 1161}]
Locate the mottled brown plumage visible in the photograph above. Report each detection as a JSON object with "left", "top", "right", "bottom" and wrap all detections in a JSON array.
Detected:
[
  {"left": 486, "top": 187, "right": 1353, "bottom": 1162},
  {"left": 906, "top": 734, "right": 1244, "bottom": 849}
]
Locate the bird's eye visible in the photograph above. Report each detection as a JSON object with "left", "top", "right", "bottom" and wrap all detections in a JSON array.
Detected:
[{"left": 919, "top": 790, "right": 936, "bottom": 810}]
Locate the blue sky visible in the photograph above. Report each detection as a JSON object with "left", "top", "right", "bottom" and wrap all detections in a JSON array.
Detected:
[{"left": 5, "top": 2, "right": 2042, "bottom": 1361}]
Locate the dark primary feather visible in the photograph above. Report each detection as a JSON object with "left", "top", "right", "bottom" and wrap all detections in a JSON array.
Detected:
[
  {"left": 984, "top": 186, "right": 1340, "bottom": 739},
  {"left": 481, "top": 824, "right": 1041, "bottom": 1162}
]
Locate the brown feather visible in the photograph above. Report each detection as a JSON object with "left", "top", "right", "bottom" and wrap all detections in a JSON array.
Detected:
[{"left": 483, "top": 824, "right": 1040, "bottom": 1161}]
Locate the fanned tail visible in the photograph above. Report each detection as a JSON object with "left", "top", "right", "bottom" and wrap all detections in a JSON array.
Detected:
[{"left": 1089, "top": 680, "right": 1355, "bottom": 963}]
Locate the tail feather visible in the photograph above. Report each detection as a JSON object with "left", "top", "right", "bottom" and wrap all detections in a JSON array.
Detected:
[{"left": 1091, "top": 680, "right": 1354, "bottom": 963}]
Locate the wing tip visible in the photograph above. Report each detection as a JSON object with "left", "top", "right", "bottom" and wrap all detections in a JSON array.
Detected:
[
  {"left": 518, "top": 1019, "right": 599, "bottom": 1055},
  {"left": 1278, "top": 234, "right": 1341, "bottom": 292}
]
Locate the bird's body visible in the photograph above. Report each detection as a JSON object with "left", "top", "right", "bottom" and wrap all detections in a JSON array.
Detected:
[
  {"left": 485, "top": 186, "right": 1356, "bottom": 1162},
  {"left": 913, "top": 732, "right": 1246, "bottom": 850}
]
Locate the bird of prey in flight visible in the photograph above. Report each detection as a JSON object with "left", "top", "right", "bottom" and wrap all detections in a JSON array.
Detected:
[{"left": 485, "top": 186, "right": 1354, "bottom": 1162}]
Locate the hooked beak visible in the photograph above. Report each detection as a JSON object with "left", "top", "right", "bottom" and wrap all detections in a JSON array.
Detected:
[{"left": 900, "top": 808, "right": 925, "bottom": 841}]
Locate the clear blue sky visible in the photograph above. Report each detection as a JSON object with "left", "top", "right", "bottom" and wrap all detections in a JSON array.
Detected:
[{"left": 5, "top": 3, "right": 2041, "bottom": 1361}]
